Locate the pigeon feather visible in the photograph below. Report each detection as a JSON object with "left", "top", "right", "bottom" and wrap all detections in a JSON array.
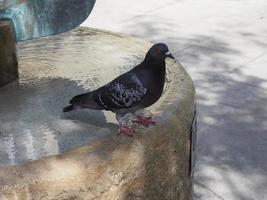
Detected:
[{"left": 63, "top": 43, "right": 174, "bottom": 121}]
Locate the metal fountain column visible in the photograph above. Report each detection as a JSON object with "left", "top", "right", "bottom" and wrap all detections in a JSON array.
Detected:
[{"left": 0, "top": 0, "right": 95, "bottom": 87}]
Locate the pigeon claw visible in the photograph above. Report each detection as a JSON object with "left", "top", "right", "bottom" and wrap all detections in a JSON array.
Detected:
[
  {"left": 118, "top": 124, "right": 134, "bottom": 137},
  {"left": 133, "top": 116, "right": 156, "bottom": 127}
]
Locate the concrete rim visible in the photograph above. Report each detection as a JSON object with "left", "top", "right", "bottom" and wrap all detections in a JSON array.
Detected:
[{"left": 0, "top": 27, "right": 196, "bottom": 199}]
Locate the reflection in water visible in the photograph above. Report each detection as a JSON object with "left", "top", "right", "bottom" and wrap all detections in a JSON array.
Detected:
[
  {"left": 23, "top": 129, "right": 38, "bottom": 161},
  {"left": 41, "top": 126, "right": 59, "bottom": 156},
  {"left": 0, "top": 28, "right": 176, "bottom": 166},
  {"left": 3, "top": 135, "right": 16, "bottom": 165}
]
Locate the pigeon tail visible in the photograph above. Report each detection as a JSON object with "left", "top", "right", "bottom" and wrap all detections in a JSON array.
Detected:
[
  {"left": 63, "top": 104, "right": 78, "bottom": 112},
  {"left": 68, "top": 92, "right": 103, "bottom": 110}
]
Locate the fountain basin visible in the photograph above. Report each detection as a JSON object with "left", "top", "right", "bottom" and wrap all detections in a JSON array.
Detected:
[{"left": 0, "top": 27, "right": 196, "bottom": 200}]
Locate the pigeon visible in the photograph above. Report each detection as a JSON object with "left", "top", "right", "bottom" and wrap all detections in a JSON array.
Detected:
[{"left": 63, "top": 43, "right": 174, "bottom": 136}]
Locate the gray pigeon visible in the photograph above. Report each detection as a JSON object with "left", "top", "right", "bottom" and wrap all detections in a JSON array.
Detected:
[{"left": 63, "top": 43, "right": 174, "bottom": 136}]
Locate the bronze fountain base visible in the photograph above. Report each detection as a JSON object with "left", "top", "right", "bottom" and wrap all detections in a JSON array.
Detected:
[{"left": 0, "top": 20, "right": 18, "bottom": 87}]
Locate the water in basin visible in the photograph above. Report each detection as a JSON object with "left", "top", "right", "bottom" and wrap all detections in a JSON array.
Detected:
[{"left": 0, "top": 28, "right": 175, "bottom": 166}]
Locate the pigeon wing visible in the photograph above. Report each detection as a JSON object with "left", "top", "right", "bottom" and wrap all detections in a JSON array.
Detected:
[{"left": 96, "top": 72, "right": 147, "bottom": 111}]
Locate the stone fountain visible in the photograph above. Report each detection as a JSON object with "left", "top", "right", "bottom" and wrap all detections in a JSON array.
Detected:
[{"left": 0, "top": 1, "right": 196, "bottom": 199}]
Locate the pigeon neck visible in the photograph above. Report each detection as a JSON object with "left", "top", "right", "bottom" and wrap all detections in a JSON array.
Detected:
[{"left": 144, "top": 56, "right": 165, "bottom": 67}]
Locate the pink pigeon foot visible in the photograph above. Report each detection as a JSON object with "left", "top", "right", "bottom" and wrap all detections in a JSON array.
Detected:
[
  {"left": 133, "top": 116, "right": 156, "bottom": 127},
  {"left": 118, "top": 123, "right": 134, "bottom": 137}
]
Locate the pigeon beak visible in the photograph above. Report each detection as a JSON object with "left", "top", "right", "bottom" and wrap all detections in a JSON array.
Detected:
[{"left": 165, "top": 51, "right": 175, "bottom": 59}]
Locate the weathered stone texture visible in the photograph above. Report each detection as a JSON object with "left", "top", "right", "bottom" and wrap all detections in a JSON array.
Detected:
[{"left": 0, "top": 28, "right": 195, "bottom": 200}]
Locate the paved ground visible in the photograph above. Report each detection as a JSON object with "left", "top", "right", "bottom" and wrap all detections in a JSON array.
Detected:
[{"left": 82, "top": 0, "right": 267, "bottom": 199}]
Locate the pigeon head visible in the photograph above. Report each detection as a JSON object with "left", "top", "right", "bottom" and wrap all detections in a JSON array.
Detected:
[{"left": 145, "top": 43, "right": 174, "bottom": 63}]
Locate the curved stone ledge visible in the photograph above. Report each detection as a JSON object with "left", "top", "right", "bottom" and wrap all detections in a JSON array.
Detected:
[{"left": 0, "top": 27, "right": 196, "bottom": 200}]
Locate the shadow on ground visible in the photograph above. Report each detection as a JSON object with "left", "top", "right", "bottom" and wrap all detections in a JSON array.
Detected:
[
  {"left": 180, "top": 32, "right": 267, "bottom": 200},
  {"left": 121, "top": 19, "right": 267, "bottom": 199}
]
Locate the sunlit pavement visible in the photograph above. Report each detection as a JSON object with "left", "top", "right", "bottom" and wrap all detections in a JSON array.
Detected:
[{"left": 82, "top": 0, "right": 267, "bottom": 199}]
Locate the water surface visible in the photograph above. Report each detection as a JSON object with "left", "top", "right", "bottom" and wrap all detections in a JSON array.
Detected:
[{"left": 0, "top": 28, "right": 177, "bottom": 166}]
